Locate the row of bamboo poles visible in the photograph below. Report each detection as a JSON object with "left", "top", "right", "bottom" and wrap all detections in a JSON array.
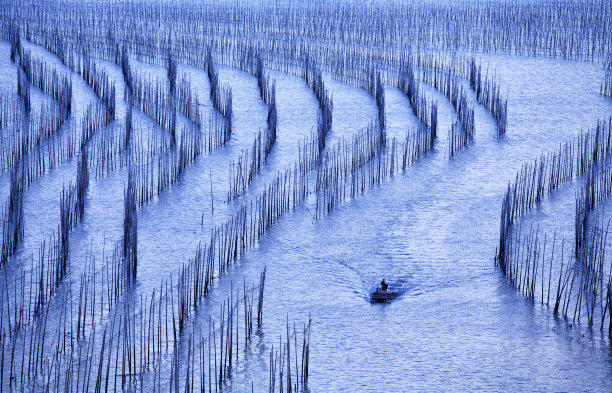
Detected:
[
  {"left": 227, "top": 57, "right": 278, "bottom": 201},
  {"left": 469, "top": 57, "right": 508, "bottom": 137},
  {"left": 497, "top": 118, "right": 612, "bottom": 333}
]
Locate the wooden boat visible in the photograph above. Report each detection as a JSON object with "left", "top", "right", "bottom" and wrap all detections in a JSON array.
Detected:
[{"left": 370, "top": 288, "right": 399, "bottom": 302}]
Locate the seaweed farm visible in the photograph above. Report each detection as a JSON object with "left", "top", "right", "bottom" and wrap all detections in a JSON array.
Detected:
[{"left": 0, "top": 0, "right": 610, "bottom": 391}]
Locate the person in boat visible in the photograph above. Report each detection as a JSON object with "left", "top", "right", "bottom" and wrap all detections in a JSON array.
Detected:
[{"left": 380, "top": 279, "right": 388, "bottom": 292}]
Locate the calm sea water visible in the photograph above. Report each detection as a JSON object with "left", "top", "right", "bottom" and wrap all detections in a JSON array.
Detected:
[{"left": 1, "top": 36, "right": 612, "bottom": 391}]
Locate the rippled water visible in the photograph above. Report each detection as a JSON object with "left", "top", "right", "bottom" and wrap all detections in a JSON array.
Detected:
[{"left": 1, "top": 36, "right": 612, "bottom": 391}]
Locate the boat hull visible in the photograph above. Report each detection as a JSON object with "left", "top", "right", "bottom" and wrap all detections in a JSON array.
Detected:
[{"left": 370, "top": 291, "right": 399, "bottom": 302}]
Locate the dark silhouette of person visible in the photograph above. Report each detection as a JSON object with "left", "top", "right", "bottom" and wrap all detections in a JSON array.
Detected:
[{"left": 381, "top": 279, "right": 388, "bottom": 292}]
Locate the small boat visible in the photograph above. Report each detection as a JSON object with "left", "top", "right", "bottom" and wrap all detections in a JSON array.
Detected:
[{"left": 370, "top": 288, "right": 399, "bottom": 302}]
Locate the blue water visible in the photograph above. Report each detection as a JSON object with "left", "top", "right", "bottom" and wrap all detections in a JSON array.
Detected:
[{"left": 1, "top": 32, "right": 612, "bottom": 392}]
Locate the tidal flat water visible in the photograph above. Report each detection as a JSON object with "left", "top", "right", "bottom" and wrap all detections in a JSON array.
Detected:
[{"left": 0, "top": 1, "right": 611, "bottom": 391}]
